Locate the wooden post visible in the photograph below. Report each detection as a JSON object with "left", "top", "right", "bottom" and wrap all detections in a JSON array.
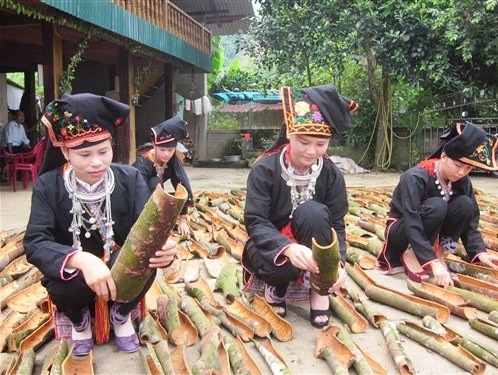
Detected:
[
  {"left": 41, "top": 22, "right": 63, "bottom": 103},
  {"left": 117, "top": 48, "right": 134, "bottom": 164}
]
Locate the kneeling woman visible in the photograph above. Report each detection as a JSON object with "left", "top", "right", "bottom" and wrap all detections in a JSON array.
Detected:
[
  {"left": 133, "top": 117, "right": 194, "bottom": 235},
  {"left": 243, "top": 85, "right": 357, "bottom": 327},
  {"left": 377, "top": 122, "right": 498, "bottom": 288},
  {"left": 24, "top": 94, "right": 178, "bottom": 355}
]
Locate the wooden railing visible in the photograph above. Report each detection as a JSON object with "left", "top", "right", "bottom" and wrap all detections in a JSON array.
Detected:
[{"left": 113, "top": 0, "right": 212, "bottom": 55}]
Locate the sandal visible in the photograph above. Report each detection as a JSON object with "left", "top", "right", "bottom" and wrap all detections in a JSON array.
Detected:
[
  {"left": 310, "top": 309, "right": 331, "bottom": 328},
  {"left": 400, "top": 247, "right": 429, "bottom": 283},
  {"left": 264, "top": 285, "right": 287, "bottom": 317}
]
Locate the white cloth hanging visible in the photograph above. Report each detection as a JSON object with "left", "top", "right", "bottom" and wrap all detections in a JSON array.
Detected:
[
  {"left": 202, "top": 96, "right": 213, "bottom": 114},
  {"left": 194, "top": 98, "right": 203, "bottom": 115},
  {"left": 185, "top": 99, "right": 191, "bottom": 111}
]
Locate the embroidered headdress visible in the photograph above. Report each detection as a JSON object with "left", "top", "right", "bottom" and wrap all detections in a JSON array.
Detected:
[
  {"left": 430, "top": 121, "right": 498, "bottom": 171},
  {"left": 281, "top": 85, "right": 358, "bottom": 138},
  {"left": 151, "top": 117, "right": 188, "bottom": 147}
]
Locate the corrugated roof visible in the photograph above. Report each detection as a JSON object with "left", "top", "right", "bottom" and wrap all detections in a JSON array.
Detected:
[
  {"left": 220, "top": 103, "right": 282, "bottom": 113},
  {"left": 171, "top": 0, "right": 254, "bottom": 35}
]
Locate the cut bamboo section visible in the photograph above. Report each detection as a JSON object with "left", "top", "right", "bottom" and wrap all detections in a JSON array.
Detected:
[
  {"left": 170, "top": 344, "right": 191, "bottom": 375},
  {"left": 224, "top": 298, "right": 272, "bottom": 338},
  {"left": 186, "top": 279, "right": 218, "bottom": 306},
  {"left": 456, "top": 274, "right": 498, "bottom": 300},
  {"left": 379, "top": 320, "right": 415, "bottom": 375},
  {"left": 204, "top": 253, "right": 232, "bottom": 279},
  {"left": 0, "top": 231, "right": 25, "bottom": 273},
  {"left": 329, "top": 295, "right": 368, "bottom": 333},
  {"left": 332, "top": 323, "right": 375, "bottom": 374},
  {"left": 191, "top": 326, "right": 230, "bottom": 375},
  {"left": 468, "top": 317, "right": 498, "bottom": 340},
  {"left": 156, "top": 295, "right": 197, "bottom": 346},
  {"left": 145, "top": 280, "right": 164, "bottom": 312},
  {"left": 407, "top": 281, "right": 477, "bottom": 320},
  {"left": 179, "top": 296, "right": 215, "bottom": 338},
  {"left": 221, "top": 332, "right": 263, "bottom": 375},
  {"left": 344, "top": 263, "right": 376, "bottom": 291},
  {"left": 397, "top": 321, "right": 486, "bottom": 374},
  {"left": 448, "top": 285, "right": 498, "bottom": 313},
  {"left": 311, "top": 229, "right": 340, "bottom": 295},
  {"left": 253, "top": 337, "right": 290, "bottom": 374},
  {"left": 6, "top": 349, "right": 35, "bottom": 375},
  {"left": 251, "top": 294, "right": 293, "bottom": 342},
  {"left": 346, "top": 246, "right": 376, "bottom": 270},
  {"left": 0, "top": 255, "right": 31, "bottom": 286},
  {"left": 138, "top": 346, "right": 164, "bottom": 375},
  {"left": 346, "top": 234, "right": 384, "bottom": 256},
  {"left": 216, "top": 228, "right": 243, "bottom": 261},
  {"left": 62, "top": 345, "right": 94, "bottom": 374},
  {"left": 315, "top": 326, "right": 355, "bottom": 374},
  {"left": 444, "top": 254, "right": 498, "bottom": 283},
  {"left": 6, "top": 281, "right": 47, "bottom": 313},
  {"left": 7, "top": 308, "right": 49, "bottom": 352},
  {"left": 215, "top": 264, "right": 241, "bottom": 304},
  {"left": 111, "top": 184, "right": 187, "bottom": 302},
  {"left": 0, "top": 310, "right": 25, "bottom": 352},
  {"left": 153, "top": 340, "right": 175, "bottom": 374},
  {"left": 0, "top": 268, "right": 42, "bottom": 309},
  {"left": 138, "top": 312, "right": 168, "bottom": 344}
]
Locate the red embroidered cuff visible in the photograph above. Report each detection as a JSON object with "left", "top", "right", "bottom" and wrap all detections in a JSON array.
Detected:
[{"left": 274, "top": 245, "right": 291, "bottom": 266}]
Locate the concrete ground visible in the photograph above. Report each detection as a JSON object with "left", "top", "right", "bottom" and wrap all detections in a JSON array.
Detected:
[{"left": 1, "top": 167, "right": 497, "bottom": 374}]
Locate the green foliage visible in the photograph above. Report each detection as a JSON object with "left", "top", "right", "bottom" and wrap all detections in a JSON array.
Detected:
[
  {"left": 208, "top": 106, "right": 240, "bottom": 130},
  {"left": 59, "top": 32, "right": 92, "bottom": 94},
  {"left": 6, "top": 72, "right": 44, "bottom": 96}
]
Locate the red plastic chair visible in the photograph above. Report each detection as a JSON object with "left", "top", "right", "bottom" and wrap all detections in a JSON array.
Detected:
[{"left": 5, "top": 138, "right": 47, "bottom": 191}]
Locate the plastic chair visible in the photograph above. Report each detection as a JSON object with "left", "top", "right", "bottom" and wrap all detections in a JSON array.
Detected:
[{"left": 5, "top": 138, "right": 47, "bottom": 191}]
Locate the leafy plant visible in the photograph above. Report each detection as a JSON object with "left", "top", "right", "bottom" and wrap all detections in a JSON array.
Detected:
[{"left": 59, "top": 32, "right": 92, "bottom": 95}]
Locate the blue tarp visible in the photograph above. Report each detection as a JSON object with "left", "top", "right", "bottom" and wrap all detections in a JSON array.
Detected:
[{"left": 213, "top": 91, "right": 281, "bottom": 103}]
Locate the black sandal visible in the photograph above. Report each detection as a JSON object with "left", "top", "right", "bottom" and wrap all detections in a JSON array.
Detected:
[{"left": 310, "top": 309, "right": 331, "bottom": 328}]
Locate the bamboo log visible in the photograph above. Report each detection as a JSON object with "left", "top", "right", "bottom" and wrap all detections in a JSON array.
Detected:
[
  {"left": 156, "top": 295, "right": 197, "bottom": 346},
  {"left": 140, "top": 344, "right": 164, "bottom": 375},
  {"left": 397, "top": 321, "right": 485, "bottom": 374},
  {"left": 353, "top": 298, "right": 386, "bottom": 328},
  {"left": 421, "top": 316, "right": 455, "bottom": 340},
  {"left": 455, "top": 274, "right": 498, "bottom": 299},
  {"left": 333, "top": 323, "right": 374, "bottom": 374},
  {"left": 0, "top": 232, "right": 25, "bottom": 272},
  {"left": 468, "top": 318, "right": 498, "bottom": 340},
  {"left": 0, "top": 268, "right": 42, "bottom": 309},
  {"left": 50, "top": 339, "right": 69, "bottom": 375},
  {"left": 61, "top": 347, "right": 94, "bottom": 375},
  {"left": 155, "top": 278, "right": 182, "bottom": 301},
  {"left": 111, "top": 184, "right": 187, "bottom": 302},
  {"left": 154, "top": 340, "right": 175, "bottom": 374},
  {"left": 346, "top": 247, "right": 376, "bottom": 270},
  {"left": 444, "top": 256, "right": 498, "bottom": 283},
  {"left": 378, "top": 320, "right": 415, "bottom": 375},
  {"left": 7, "top": 281, "right": 47, "bottom": 314},
  {"left": 15, "top": 349, "right": 35, "bottom": 375},
  {"left": 0, "top": 255, "right": 31, "bottom": 286},
  {"left": 215, "top": 264, "right": 240, "bottom": 303},
  {"left": 448, "top": 285, "right": 498, "bottom": 313},
  {"left": 224, "top": 298, "right": 272, "bottom": 338},
  {"left": 489, "top": 310, "right": 498, "bottom": 324},
  {"left": 221, "top": 331, "right": 262, "bottom": 375},
  {"left": 191, "top": 326, "right": 230, "bottom": 375},
  {"left": 365, "top": 284, "right": 449, "bottom": 322},
  {"left": 329, "top": 295, "right": 368, "bottom": 333},
  {"left": 0, "top": 353, "right": 16, "bottom": 374},
  {"left": 138, "top": 313, "right": 168, "bottom": 344},
  {"left": 311, "top": 229, "right": 339, "bottom": 295},
  {"left": 250, "top": 294, "right": 293, "bottom": 342},
  {"left": 179, "top": 296, "right": 214, "bottom": 337},
  {"left": 252, "top": 339, "right": 291, "bottom": 375},
  {"left": 315, "top": 326, "right": 354, "bottom": 375},
  {"left": 407, "top": 281, "right": 477, "bottom": 320},
  {"left": 170, "top": 345, "right": 191, "bottom": 375},
  {"left": 344, "top": 263, "right": 375, "bottom": 291}
]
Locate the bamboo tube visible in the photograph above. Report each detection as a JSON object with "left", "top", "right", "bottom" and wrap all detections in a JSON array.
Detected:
[
  {"left": 346, "top": 247, "right": 376, "bottom": 270},
  {"left": 333, "top": 323, "right": 374, "bottom": 374},
  {"left": 138, "top": 313, "right": 168, "bottom": 344},
  {"left": 448, "top": 285, "right": 498, "bottom": 313},
  {"left": 455, "top": 274, "right": 498, "bottom": 299},
  {"left": 444, "top": 256, "right": 498, "bottom": 283},
  {"left": 15, "top": 349, "right": 35, "bottom": 375},
  {"left": 329, "top": 295, "right": 368, "bottom": 333},
  {"left": 489, "top": 310, "right": 498, "bottom": 324},
  {"left": 365, "top": 285, "right": 449, "bottom": 321},
  {"left": 468, "top": 318, "right": 498, "bottom": 340},
  {"left": 215, "top": 264, "right": 240, "bottom": 303},
  {"left": 311, "top": 229, "right": 340, "bottom": 295},
  {"left": 191, "top": 326, "right": 230, "bottom": 375},
  {"left": 111, "top": 184, "right": 187, "bottom": 302},
  {"left": 315, "top": 326, "right": 354, "bottom": 375},
  {"left": 378, "top": 320, "right": 415, "bottom": 375},
  {"left": 179, "top": 296, "right": 214, "bottom": 337},
  {"left": 141, "top": 343, "right": 165, "bottom": 374},
  {"left": 0, "top": 268, "right": 42, "bottom": 309},
  {"left": 344, "top": 263, "right": 374, "bottom": 291},
  {"left": 221, "top": 331, "right": 262, "bottom": 375},
  {"left": 154, "top": 340, "right": 175, "bottom": 374},
  {"left": 397, "top": 321, "right": 485, "bottom": 374},
  {"left": 252, "top": 339, "right": 291, "bottom": 375}
]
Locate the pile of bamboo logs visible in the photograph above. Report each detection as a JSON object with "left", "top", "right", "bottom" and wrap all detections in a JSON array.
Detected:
[{"left": 1, "top": 186, "right": 497, "bottom": 374}]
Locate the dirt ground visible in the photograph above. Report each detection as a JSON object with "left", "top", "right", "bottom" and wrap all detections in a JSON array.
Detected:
[{"left": 1, "top": 167, "right": 497, "bottom": 374}]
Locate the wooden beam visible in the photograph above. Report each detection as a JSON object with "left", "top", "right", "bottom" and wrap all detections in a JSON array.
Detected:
[
  {"left": 42, "top": 22, "right": 63, "bottom": 103},
  {"left": 117, "top": 48, "right": 134, "bottom": 164}
]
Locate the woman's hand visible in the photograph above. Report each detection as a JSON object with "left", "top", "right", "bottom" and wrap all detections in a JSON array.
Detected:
[
  {"left": 327, "top": 267, "right": 346, "bottom": 294},
  {"left": 282, "top": 243, "right": 319, "bottom": 273},
  {"left": 67, "top": 251, "right": 117, "bottom": 301},
  {"left": 477, "top": 252, "right": 498, "bottom": 270},
  {"left": 430, "top": 260, "right": 453, "bottom": 289},
  {"left": 149, "top": 239, "right": 178, "bottom": 268},
  {"left": 177, "top": 218, "right": 191, "bottom": 236}
]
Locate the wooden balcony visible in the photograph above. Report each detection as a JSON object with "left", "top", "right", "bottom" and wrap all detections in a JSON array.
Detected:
[{"left": 112, "top": 0, "right": 211, "bottom": 55}]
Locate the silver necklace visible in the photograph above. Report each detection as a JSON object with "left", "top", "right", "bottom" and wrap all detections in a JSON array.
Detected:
[
  {"left": 280, "top": 146, "right": 323, "bottom": 218},
  {"left": 434, "top": 161, "right": 453, "bottom": 201},
  {"left": 64, "top": 166, "right": 116, "bottom": 262}
]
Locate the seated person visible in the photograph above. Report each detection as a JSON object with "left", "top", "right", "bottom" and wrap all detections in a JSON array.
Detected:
[
  {"left": 4, "top": 110, "right": 31, "bottom": 153},
  {"left": 133, "top": 117, "right": 194, "bottom": 235},
  {"left": 377, "top": 122, "right": 498, "bottom": 288}
]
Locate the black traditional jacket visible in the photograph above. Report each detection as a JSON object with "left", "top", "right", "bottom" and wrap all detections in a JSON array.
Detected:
[
  {"left": 132, "top": 150, "right": 193, "bottom": 215},
  {"left": 24, "top": 164, "right": 149, "bottom": 280},
  {"left": 243, "top": 148, "right": 348, "bottom": 273},
  {"left": 388, "top": 163, "right": 485, "bottom": 264}
]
